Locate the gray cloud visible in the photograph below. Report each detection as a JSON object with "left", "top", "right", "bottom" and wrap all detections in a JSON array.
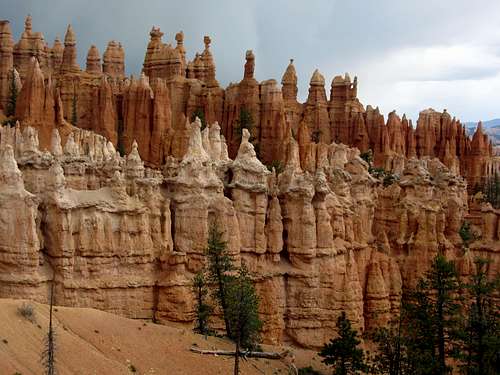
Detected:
[{"left": 1, "top": 0, "right": 500, "bottom": 122}]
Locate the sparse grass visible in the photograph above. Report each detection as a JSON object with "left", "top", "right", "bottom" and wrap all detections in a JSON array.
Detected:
[{"left": 17, "top": 302, "right": 35, "bottom": 323}]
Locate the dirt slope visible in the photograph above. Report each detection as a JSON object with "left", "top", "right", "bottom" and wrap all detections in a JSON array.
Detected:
[{"left": 0, "top": 299, "right": 326, "bottom": 375}]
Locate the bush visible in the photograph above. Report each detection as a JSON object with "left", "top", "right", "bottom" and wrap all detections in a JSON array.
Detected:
[
  {"left": 360, "top": 150, "right": 373, "bottom": 165},
  {"left": 17, "top": 302, "right": 35, "bottom": 323},
  {"left": 266, "top": 160, "right": 284, "bottom": 174}
]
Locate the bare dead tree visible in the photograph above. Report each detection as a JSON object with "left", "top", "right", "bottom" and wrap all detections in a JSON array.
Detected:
[{"left": 42, "top": 281, "right": 56, "bottom": 375}]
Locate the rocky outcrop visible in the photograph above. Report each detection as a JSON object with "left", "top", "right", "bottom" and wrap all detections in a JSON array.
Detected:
[
  {"left": 103, "top": 40, "right": 125, "bottom": 78},
  {"left": 0, "top": 20, "right": 14, "bottom": 111},
  {"left": 0, "top": 119, "right": 498, "bottom": 348},
  {"left": 0, "top": 15, "right": 498, "bottom": 350}
]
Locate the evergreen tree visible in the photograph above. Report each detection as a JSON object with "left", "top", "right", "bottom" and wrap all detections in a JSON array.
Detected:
[
  {"left": 403, "top": 254, "right": 462, "bottom": 374},
  {"left": 205, "top": 224, "right": 234, "bottom": 337},
  {"left": 319, "top": 312, "right": 367, "bottom": 375},
  {"left": 192, "top": 271, "right": 212, "bottom": 335},
  {"left": 369, "top": 315, "right": 412, "bottom": 375},
  {"left": 6, "top": 68, "right": 18, "bottom": 118},
  {"left": 191, "top": 108, "right": 207, "bottom": 130},
  {"left": 71, "top": 93, "right": 78, "bottom": 126},
  {"left": 482, "top": 173, "right": 500, "bottom": 209},
  {"left": 235, "top": 107, "right": 253, "bottom": 139},
  {"left": 225, "top": 265, "right": 262, "bottom": 375},
  {"left": 456, "top": 258, "right": 499, "bottom": 374}
]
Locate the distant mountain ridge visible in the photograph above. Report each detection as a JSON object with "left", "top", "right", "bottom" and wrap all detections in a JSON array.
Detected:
[{"left": 464, "top": 118, "right": 500, "bottom": 129}]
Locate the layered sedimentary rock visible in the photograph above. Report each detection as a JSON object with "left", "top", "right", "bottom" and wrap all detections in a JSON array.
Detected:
[
  {"left": 0, "top": 16, "right": 499, "bottom": 349},
  {"left": 0, "top": 121, "right": 498, "bottom": 348},
  {"left": 2, "top": 15, "right": 494, "bottom": 185}
]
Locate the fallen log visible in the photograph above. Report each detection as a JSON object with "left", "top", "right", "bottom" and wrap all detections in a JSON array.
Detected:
[{"left": 189, "top": 347, "right": 286, "bottom": 360}]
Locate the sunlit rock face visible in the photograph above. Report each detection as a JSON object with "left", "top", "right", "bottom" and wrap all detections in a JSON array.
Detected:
[
  {"left": 0, "top": 120, "right": 497, "bottom": 348},
  {"left": 0, "top": 15, "right": 498, "bottom": 349}
]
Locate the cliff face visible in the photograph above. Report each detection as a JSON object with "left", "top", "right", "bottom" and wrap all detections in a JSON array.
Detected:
[
  {"left": 0, "top": 15, "right": 496, "bottom": 185},
  {"left": 0, "top": 16, "right": 499, "bottom": 349},
  {"left": 0, "top": 122, "right": 498, "bottom": 348}
]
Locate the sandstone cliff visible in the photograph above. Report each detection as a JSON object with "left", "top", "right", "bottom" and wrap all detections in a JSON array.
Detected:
[
  {"left": 0, "top": 16, "right": 498, "bottom": 349},
  {"left": 0, "top": 121, "right": 498, "bottom": 348}
]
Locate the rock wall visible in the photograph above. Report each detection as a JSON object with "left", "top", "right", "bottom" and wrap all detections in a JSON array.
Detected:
[
  {"left": 0, "top": 121, "right": 498, "bottom": 348},
  {"left": 0, "top": 15, "right": 496, "bottom": 186}
]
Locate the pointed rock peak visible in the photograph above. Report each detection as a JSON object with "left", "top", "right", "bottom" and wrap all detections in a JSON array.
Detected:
[
  {"left": 87, "top": 44, "right": 100, "bottom": 57},
  {"left": 332, "top": 75, "right": 345, "bottom": 86},
  {"left": 48, "top": 161, "right": 66, "bottom": 191},
  {"left": 0, "top": 145, "right": 23, "bottom": 186},
  {"left": 203, "top": 35, "right": 211, "bottom": 51},
  {"left": 310, "top": 69, "right": 325, "bottom": 86},
  {"left": 182, "top": 118, "right": 210, "bottom": 164},
  {"left": 64, "top": 24, "right": 76, "bottom": 44},
  {"left": 24, "top": 14, "right": 33, "bottom": 34},
  {"left": 175, "top": 31, "right": 184, "bottom": 45},
  {"left": 150, "top": 26, "right": 164, "bottom": 40},
  {"left": 344, "top": 72, "right": 351, "bottom": 83},
  {"left": 51, "top": 129, "right": 63, "bottom": 156},
  {"left": 244, "top": 49, "right": 255, "bottom": 79},
  {"left": 139, "top": 72, "right": 150, "bottom": 87},
  {"left": 476, "top": 121, "right": 484, "bottom": 134},
  {"left": 64, "top": 133, "right": 79, "bottom": 156},
  {"left": 281, "top": 58, "right": 297, "bottom": 85}
]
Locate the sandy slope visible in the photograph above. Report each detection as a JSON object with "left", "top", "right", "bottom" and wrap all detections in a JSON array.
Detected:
[{"left": 0, "top": 299, "right": 327, "bottom": 375}]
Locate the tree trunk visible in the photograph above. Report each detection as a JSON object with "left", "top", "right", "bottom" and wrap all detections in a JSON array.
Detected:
[
  {"left": 190, "top": 347, "right": 285, "bottom": 359},
  {"left": 234, "top": 336, "right": 240, "bottom": 375}
]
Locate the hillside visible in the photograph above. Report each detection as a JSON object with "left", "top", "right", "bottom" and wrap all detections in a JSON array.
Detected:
[{"left": 0, "top": 299, "right": 326, "bottom": 374}]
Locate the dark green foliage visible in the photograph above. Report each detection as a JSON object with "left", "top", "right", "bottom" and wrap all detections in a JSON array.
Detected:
[
  {"left": 191, "top": 108, "right": 207, "bottom": 130},
  {"left": 459, "top": 221, "right": 479, "bottom": 251},
  {"left": 369, "top": 167, "right": 386, "bottom": 179},
  {"left": 266, "top": 160, "right": 284, "bottom": 174},
  {"left": 456, "top": 258, "right": 500, "bottom": 374},
  {"left": 369, "top": 316, "right": 412, "bottom": 375},
  {"left": 298, "top": 366, "right": 322, "bottom": 375},
  {"left": 319, "top": 312, "right": 367, "bottom": 375},
  {"left": 403, "top": 254, "right": 461, "bottom": 374},
  {"left": 383, "top": 173, "right": 398, "bottom": 187},
  {"left": 481, "top": 173, "right": 500, "bottom": 209},
  {"left": 235, "top": 107, "right": 253, "bottom": 139},
  {"left": 6, "top": 69, "right": 18, "bottom": 118},
  {"left": 225, "top": 265, "right": 262, "bottom": 375},
  {"left": 71, "top": 93, "right": 78, "bottom": 126},
  {"left": 192, "top": 271, "right": 213, "bottom": 335},
  {"left": 360, "top": 150, "right": 373, "bottom": 166},
  {"left": 205, "top": 224, "right": 234, "bottom": 337},
  {"left": 116, "top": 118, "right": 125, "bottom": 156},
  {"left": 368, "top": 166, "right": 399, "bottom": 187},
  {"left": 310, "top": 130, "right": 321, "bottom": 143}
]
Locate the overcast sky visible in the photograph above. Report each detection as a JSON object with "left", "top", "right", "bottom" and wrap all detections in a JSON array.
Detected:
[{"left": 2, "top": 0, "right": 500, "bottom": 123}]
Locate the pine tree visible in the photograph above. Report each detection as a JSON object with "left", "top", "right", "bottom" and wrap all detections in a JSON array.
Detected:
[
  {"left": 235, "top": 107, "right": 253, "bottom": 139},
  {"left": 192, "top": 271, "right": 212, "bottom": 335},
  {"left": 319, "top": 312, "right": 367, "bottom": 375},
  {"left": 403, "top": 254, "right": 462, "bottom": 374},
  {"left": 456, "top": 258, "right": 499, "bottom": 374},
  {"left": 191, "top": 108, "right": 206, "bottom": 130},
  {"left": 225, "top": 265, "right": 262, "bottom": 375},
  {"left": 205, "top": 224, "right": 234, "bottom": 337},
  {"left": 71, "top": 93, "right": 78, "bottom": 126},
  {"left": 6, "top": 68, "right": 18, "bottom": 118},
  {"left": 370, "top": 315, "right": 412, "bottom": 375}
]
